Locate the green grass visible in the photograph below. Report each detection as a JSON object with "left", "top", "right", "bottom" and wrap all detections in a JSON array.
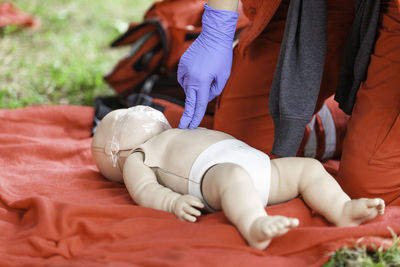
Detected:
[
  {"left": 323, "top": 229, "right": 400, "bottom": 267},
  {"left": 0, "top": 0, "right": 154, "bottom": 108}
]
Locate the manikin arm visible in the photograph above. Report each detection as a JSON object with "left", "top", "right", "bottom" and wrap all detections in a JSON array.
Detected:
[{"left": 123, "top": 153, "right": 204, "bottom": 222}]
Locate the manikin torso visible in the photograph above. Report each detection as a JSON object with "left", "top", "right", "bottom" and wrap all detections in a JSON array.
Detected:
[{"left": 126, "top": 128, "right": 235, "bottom": 195}]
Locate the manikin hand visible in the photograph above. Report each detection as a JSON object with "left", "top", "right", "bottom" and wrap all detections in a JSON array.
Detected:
[
  {"left": 173, "top": 195, "right": 204, "bottom": 222},
  {"left": 178, "top": 4, "right": 238, "bottom": 129}
]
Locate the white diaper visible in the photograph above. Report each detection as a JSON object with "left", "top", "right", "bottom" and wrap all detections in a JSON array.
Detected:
[{"left": 188, "top": 139, "right": 271, "bottom": 212}]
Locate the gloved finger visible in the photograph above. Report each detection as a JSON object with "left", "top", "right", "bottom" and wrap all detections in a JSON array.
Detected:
[
  {"left": 179, "top": 87, "right": 197, "bottom": 129},
  {"left": 189, "top": 86, "right": 209, "bottom": 129},
  {"left": 183, "top": 205, "right": 201, "bottom": 217},
  {"left": 177, "top": 60, "right": 188, "bottom": 87},
  {"left": 208, "top": 86, "right": 217, "bottom": 102},
  {"left": 208, "top": 80, "right": 218, "bottom": 102}
]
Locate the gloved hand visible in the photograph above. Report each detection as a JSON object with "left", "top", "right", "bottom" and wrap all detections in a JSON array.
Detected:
[{"left": 178, "top": 4, "right": 238, "bottom": 129}]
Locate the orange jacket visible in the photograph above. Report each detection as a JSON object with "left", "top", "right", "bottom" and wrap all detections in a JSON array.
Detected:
[
  {"left": 238, "top": 0, "right": 282, "bottom": 57},
  {"left": 239, "top": 0, "right": 400, "bottom": 58}
]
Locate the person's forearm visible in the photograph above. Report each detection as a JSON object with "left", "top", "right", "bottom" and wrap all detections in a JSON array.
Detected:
[{"left": 207, "top": 0, "right": 238, "bottom": 11}]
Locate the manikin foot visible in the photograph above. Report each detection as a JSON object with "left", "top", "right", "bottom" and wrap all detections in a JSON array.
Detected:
[
  {"left": 337, "top": 198, "right": 385, "bottom": 227},
  {"left": 246, "top": 216, "right": 299, "bottom": 250}
]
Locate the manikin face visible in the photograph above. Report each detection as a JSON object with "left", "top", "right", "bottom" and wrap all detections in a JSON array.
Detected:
[{"left": 91, "top": 106, "right": 171, "bottom": 182}]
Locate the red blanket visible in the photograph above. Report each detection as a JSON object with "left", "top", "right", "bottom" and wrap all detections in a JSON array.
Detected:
[{"left": 1, "top": 105, "right": 399, "bottom": 266}]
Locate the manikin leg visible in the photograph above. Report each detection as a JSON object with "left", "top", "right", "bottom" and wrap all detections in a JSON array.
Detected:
[
  {"left": 202, "top": 159, "right": 384, "bottom": 250},
  {"left": 268, "top": 158, "right": 385, "bottom": 227},
  {"left": 201, "top": 163, "right": 299, "bottom": 250}
]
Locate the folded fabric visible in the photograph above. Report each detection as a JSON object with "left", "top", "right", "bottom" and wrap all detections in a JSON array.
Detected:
[{"left": 0, "top": 105, "right": 399, "bottom": 266}]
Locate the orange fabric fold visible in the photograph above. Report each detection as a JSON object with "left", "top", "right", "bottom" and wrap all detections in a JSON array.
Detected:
[{"left": 0, "top": 105, "right": 399, "bottom": 266}]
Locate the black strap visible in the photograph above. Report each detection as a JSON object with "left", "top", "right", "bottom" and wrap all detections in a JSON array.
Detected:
[
  {"left": 144, "top": 19, "right": 169, "bottom": 70},
  {"left": 334, "top": 0, "right": 381, "bottom": 115},
  {"left": 133, "top": 42, "right": 163, "bottom": 72}
]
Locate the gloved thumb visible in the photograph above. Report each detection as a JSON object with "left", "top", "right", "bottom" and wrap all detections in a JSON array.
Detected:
[{"left": 208, "top": 75, "right": 229, "bottom": 102}]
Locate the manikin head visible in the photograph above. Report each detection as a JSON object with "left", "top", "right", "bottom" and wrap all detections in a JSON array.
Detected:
[{"left": 91, "top": 106, "right": 171, "bottom": 183}]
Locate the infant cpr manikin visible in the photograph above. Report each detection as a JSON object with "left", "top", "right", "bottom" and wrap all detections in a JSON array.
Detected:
[{"left": 91, "top": 106, "right": 385, "bottom": 250}]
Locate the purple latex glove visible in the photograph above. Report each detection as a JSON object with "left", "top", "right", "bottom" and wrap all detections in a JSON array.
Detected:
[{"left": 178, "top": 4, "right": 238, "bottom": 129}]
